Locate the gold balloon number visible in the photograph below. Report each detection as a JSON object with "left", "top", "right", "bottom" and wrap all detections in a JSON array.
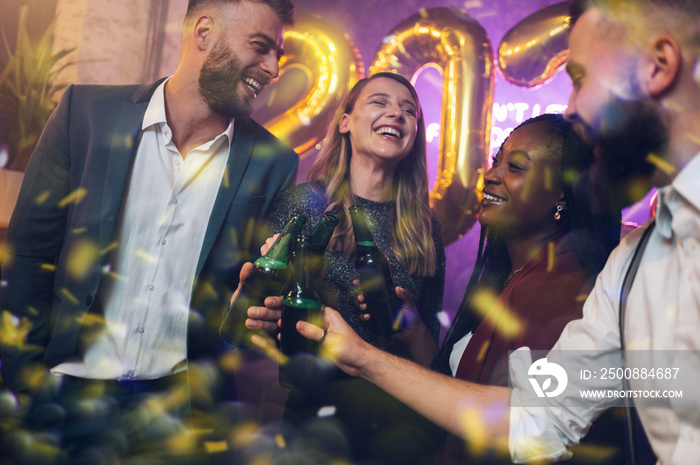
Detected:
[
  {"left": 262, "top": 15, "right": 364, "bottom": 156},
  {"left": 261, "top": 6, "right": 572, "bottom": 242},
  {"left": 498, "top": 1, "right": 571, "bottom": 87},
  {"left": 369, "top": 7, "right": 494, "bottom": 245}
]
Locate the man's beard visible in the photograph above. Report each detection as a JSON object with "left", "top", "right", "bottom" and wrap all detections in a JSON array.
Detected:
[
  {"left": 198, "top": 39, "right": 267, "bottom": 118},
  {"left": 590, "top": 95, "right": 669, "bottom": 211}
]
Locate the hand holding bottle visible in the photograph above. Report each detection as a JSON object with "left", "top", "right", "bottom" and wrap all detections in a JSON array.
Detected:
[
  {"left": 354, "top": 281, "right": 438, "bottom": 366},
  {"left": 245, "top": 295, "right": 283, "bottom": 335},
  {"left": 349, "top": 205, "right": 404, "bottom": 334},
  {"left": 220, "top": 213, "right": 305, "bottom": 348},
  {"left": 293, "top": 306, "right": 374, "bottom": 380},
  {"left": 224, "top": 262, "right": 285, "bottom": 338},
  {"left": 260, "top": 233, "right": 280, "bottom": 256}
]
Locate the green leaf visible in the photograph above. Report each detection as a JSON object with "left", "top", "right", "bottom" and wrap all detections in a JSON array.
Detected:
[{"left": 0, "top": 14, "right": 76, "bottom": 170}]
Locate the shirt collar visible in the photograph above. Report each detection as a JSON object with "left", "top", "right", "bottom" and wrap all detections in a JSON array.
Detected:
[
  {"left": 142, "top": 78, "right": 170, "bottom": 130},
  {"left": 655, "top": 152, "right": 700, "bottom": 239},
  {"left": 142, "top": 77, "right": 235, "bottom": 153}
]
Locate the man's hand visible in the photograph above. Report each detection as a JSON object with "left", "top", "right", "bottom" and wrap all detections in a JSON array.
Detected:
[
  {"left": 227, "top": 262, "right": 282, "bottom": 339},
  {"left": 260, "top": 233, "right": 280, "bottom": 256},
  {"left": 245, "top": 296, "right": 282, "bottom": 336},
  {"left": 295, "top": 306, "right": 373, "bottom": 379}
]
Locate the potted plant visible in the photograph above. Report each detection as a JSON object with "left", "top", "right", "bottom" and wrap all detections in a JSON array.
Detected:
[{"left": 0, "top": 15, "right": 75, "bottom": 171}]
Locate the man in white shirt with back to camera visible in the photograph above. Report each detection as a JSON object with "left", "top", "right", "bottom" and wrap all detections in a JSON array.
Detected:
[{"left": 293, "top": 0, "right": 700, "bottom": 463}]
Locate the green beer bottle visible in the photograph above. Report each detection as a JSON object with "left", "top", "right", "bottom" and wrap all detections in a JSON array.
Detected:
[
  {"left": 349, "top": 204, "right": 404, "bottom": 335},
  {"left": 220, "top": 212, "right": 305, "bottom": 348},
  {"left": 307, "top": 211, "right": 339, "bottom": 292},
  {"left": 280, "top": 235, "right": 324, "bottom": 385},
  {"left": 310, "top": 211, "right": 339, "bottom": 255}
]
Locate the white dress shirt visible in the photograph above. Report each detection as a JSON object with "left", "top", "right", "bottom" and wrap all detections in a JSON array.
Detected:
[
  {"left": 53, "top": 78, "right": 232, "bottom": 380},
  {"left": 509, "top": 153, "right": 700, "bottom": 464}
]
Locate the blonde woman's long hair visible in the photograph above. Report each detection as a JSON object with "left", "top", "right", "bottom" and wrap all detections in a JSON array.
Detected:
[{"left": 308, "top": 72, "right": 436, "bottom": 277}]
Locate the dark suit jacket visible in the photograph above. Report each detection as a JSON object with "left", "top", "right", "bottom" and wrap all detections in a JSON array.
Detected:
[{"left": 0, "top": 80, "right": 298, "bottom": 397}]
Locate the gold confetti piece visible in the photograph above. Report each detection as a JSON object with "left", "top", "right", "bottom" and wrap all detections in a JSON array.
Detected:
[
  {"left": 158, "top": 208, "right": 174, "bottom": 226},
  {"left": 275, "top": 433, "right": 286, "bottom": 448},
  {"left": 459, "top": 406, "right": 488, "bottom": 455},
  {"left": 58, "top": 187, "right": 87, "bottom": 208},
  {"left": 135, "top": 249, "right": 157, "bottom": 264},
  {"left": 35, "top": 190, "right": 50, "bottom": 205},
  {"left": 218, "top": 350, "right": 244, "bottom": 373},
  {"left": 21, "top": 364, "right": 48, "bottom": 391},
  {"left": 100, "top": 242, "right": 118, "bottom": 255},
  {"left": 471, "top": 289, "right": 522, "bottom": 337},
  {"left": 476, "top": 340, "right": 490, "bottom": 363},
  {"left": 61, "top": 288, "right": 79, "bottom": 305},
  {"left": 546, "top": 241, "right": 555, "bottom": 272},
  {"left": 66, "top": 240, "right": 99, "bottom": 281},
  {"left": 646, "top": 153, "right": 676, "bottom": 177},
  {"left": 230, "top": 422, "right": 262, "bottom": 449},
  {"left": 165, "top": 428, "right": 197, "bottom": 454},
  {"left": 204, "top": 441, "right": 229, "bottom": 453},
  {"left": 40, "top": 263, "right": 56, "bottom": 272},
  {"left": 252, "top": 334, "right": 288, "bottom": 365},
  {"left": 0, "top": 311, "right": 31, "bottom": 347},
  {"left": 107, "top": 271, "right": 127, "bottom": 281}
]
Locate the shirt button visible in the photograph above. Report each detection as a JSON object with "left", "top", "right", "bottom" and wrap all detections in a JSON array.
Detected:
[
  {"left": 172, "top": 197, "right": 178, "bottom": 204},
  {"left": 148, "top": 284, "right": 155, "bottom": 291},
  {"left": 137, "top": 326, "right": 145, "bottom": 334},
  {"left": 126, "top": 371, "right": 135, "bottom": 379},
  {"left": 160, "top": 239, "right": 167, "bottom": 245}
]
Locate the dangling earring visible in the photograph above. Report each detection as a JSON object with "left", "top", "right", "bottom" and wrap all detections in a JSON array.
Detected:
[{"left": 554, "top": 204, "right": 563, "bottom": 221}]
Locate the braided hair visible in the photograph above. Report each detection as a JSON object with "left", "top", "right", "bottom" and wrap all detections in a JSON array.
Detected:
[{"left": 433, "top": 114, "right": 621, "bottom": 375}]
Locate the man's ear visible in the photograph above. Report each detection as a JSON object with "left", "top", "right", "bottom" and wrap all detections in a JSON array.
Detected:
[
  {"left": 194, "top": 16, "right": 214, "bottom": 51},
  {"left": 643, "top": 35, "right": 681, "bottom": 97}
]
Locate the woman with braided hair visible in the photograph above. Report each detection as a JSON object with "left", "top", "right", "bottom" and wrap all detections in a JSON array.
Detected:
[
  {"left": 433, "top": 113, "right": 620, "bottom": 385},
  {"left": 426, "top": 113, "right": 621, "bottom": 464}
]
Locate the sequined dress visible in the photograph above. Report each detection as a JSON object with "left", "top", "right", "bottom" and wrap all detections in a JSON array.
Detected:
[{"left": 271, "top": 182, "right": 446, "bottom": 464}]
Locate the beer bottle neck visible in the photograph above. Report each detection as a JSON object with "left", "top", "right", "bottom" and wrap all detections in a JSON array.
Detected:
[
  {"left": 310, "top": 212, "right": 339, "bottom": 254},
  {"left": 290, "top": 236, "right": 316, "bottom": 295},
  {"left": 349, "top": 205, "right": 377, "bottom": 248},
  {"left": 261, "top": 212, "right": 305, "bottom": 267}
]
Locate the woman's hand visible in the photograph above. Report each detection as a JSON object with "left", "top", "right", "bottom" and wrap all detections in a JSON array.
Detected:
[
  {"left": 354, "top": 281, "right": 438, "bottom": 366},
  {"left": 392, "top": 287, "right": 439, "bottom": 366},
  {"left": 353, "top": 280, "right": 420, "bottom": 329}
]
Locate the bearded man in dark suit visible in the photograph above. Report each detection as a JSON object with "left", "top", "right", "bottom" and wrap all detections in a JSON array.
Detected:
[{"left": 0, "top": 0, "right": 297, "bottom": 462}]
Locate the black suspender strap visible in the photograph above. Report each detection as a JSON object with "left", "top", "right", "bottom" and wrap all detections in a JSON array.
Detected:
[
  {"left": 619, "top": 221, "right": 656, "bottom": 465},
  {"left": 619, "top": 222, "right": 656, "bottom": 349}
]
